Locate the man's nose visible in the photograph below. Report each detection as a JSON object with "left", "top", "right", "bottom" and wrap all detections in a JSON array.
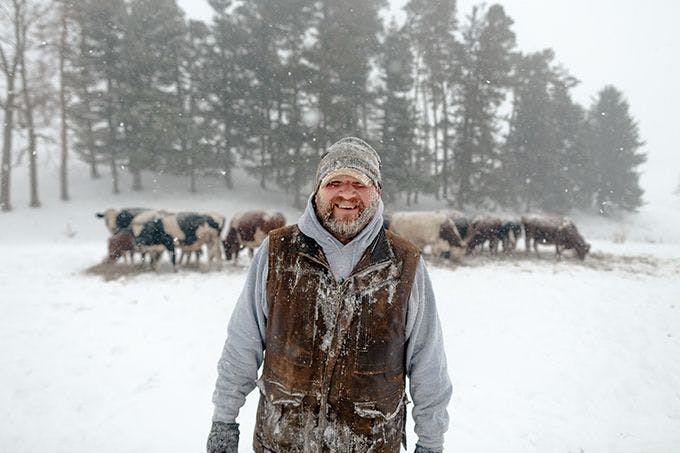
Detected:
[{"left": 337, "top": 182, "right": 357, "bottom": 195}]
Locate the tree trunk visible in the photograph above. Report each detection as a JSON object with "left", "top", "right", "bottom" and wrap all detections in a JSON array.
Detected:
[
  {"left": 222, "top": 126, "right": 233, "bottom": 189},
  {"left": 441, "top": 85, "right": 450, "bottom": 200},
  {"left": 1, "top": 77, "right": 17, "bottom": 212},
  {"left": 59, "top": 0, "right": 69, "bottom": 201},
  {"left": 19, "top": 41, "right": 40, "bottom": 208},
  {"left": 106, "top": 76, "right": 119, "bottom": 194}
]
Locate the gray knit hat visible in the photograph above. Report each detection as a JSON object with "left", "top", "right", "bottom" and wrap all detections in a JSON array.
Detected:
[{"left": 315, "top": 137, "right": 382, "bottom": 190}]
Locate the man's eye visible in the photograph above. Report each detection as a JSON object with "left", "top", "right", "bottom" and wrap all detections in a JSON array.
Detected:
[
  {"left": 353, "top": 183, "right": 366, "bottom": 189},
  {"left": 327, "top": 181, "right": 341, "bottom": 187}
]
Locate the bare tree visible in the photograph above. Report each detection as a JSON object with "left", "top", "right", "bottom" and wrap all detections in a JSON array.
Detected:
[
  {"left": 0, "top": 0, "right": 27, "bottom": 212},
  {"left": 17, "top": 1, "right": 51, "bottom": 207},
  {"left": 56, "top": 0, "right": 69, "bottom": 200}
]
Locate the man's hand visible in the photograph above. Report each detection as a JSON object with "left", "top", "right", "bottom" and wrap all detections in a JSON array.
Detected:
[
  {"left": 414, "top": 445, "right": 442, "bottom": 453},
  {"left": 206, "top": 421, "right": 239, "bottom": 453}
]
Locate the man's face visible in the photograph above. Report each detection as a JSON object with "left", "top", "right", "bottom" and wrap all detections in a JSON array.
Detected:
[{"left": 314, "top": 175, "right": 380, "bottom": 243}]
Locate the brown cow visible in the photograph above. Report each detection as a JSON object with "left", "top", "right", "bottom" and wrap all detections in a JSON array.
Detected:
[
  {"left": 223, "top": 211, "right": 286, "bottom": 261},
  {"left": 522, "top": 214, "right": 590, "bottom": 260},
  {"left": 107, "top": 229, "right": 136, "bottom": 263}
]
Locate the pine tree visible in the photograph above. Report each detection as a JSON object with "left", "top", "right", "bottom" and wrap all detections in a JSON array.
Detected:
[
  {"left": 453, "top": 4, "right": 516, "bottom": 207},
  {"left": 505, "top": 50, "right": 590, "bottom": 211},
  {"left": 505, "top": 50, "right": 558, "bottom": 211},
  {"left": 404, "top": 0, "right": 458, "bottom": 199},
  {"left": 71, "top": 0, "right": 128, "bottom": 194},
  {"left": 121, "top": 0, "right": 187, "bottom": 190},
  {"left": 378, "top": 21, "right": 417, "bottom": 204},
  {"left": 585, "top": 85, "right": 645, "bottom": 213},
  {"left": 202, "top": 1, "right": 250, "bottom": 189},
  {"left": 309, "top": 0, "right": 384, "bottom": 146}
]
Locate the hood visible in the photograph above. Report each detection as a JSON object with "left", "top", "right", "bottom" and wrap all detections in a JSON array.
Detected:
[{"left": 297, "top": 195, "right": 385, "bottom": 281}]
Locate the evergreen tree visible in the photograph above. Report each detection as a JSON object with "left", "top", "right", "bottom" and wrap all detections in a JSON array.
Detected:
[
  {"left": 585, "top": 85, "right": 645, "bottom": 212},
  {"left": 309, "top": 0, "right": 384, "bottom": 147},
  {"left": 121, "top": 0, "right": 187, "bottom": 190},
  {"left": 72, "top": 0, "right": 128, "bottom": 193},
  {"left": 261, "top": 0, "right": 318, "bottom": 207},
  {"left": 505, "top": 50, "right": 589, "bottom": 211},
  {"left": 453, "top": 4, "right": 516, "bottom": 207},
  {"left": 504, "top": 50, "right": 559, "bottom": 211},
  {"left": 202, "top": 0, "right": 250, "bottom": 189},
  {"left": 545, "top": 76, "right": 589, "bottom": 210},
  {"left": 405, "top": 0, "right": 458, "bottom": 199},
  {"left": 378, "top": 21, "right": 417, "bottom": 204}
]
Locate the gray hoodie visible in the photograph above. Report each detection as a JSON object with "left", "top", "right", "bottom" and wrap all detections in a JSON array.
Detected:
[{"left": 211, "top": 197, "right": 452, "bottom": 450}]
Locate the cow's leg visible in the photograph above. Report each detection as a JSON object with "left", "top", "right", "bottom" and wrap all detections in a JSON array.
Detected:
[
  {"left": 525, "top": 231, "right": 531, "bottom": 253},
  {"left": 169, "top": 245, "right": 177, "bottom": 271},
  {"left": 555, "top": 244, "right": 563, "bottom": 259},
  {"left": 490, "top": 238, "right": 499, "bottom": 254}
]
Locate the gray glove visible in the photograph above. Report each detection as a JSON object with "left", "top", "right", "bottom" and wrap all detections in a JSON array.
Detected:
[
  {"left": 206, "top": 421, "right": 239, "bottom": 453},
  {"left": 414, "top": 445, "right": 442, "bottom": 453}
]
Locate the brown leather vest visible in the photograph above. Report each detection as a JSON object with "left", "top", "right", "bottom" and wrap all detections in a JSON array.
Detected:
[{"left": 253, "top": 225, "right": 420, "bottom": 452}]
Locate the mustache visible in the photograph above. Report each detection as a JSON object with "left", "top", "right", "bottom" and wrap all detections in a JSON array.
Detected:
[{"left": 329, "top": 196, "right": 364, "bottom": 208}]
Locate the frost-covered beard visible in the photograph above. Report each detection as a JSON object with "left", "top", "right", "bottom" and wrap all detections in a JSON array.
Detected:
[{"left": 315, "top": 191, "right": 379, "bottom": 243}]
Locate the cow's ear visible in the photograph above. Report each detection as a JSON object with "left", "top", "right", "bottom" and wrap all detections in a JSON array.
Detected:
[{"left": 96, "top": 212, "right": 104, "bottom": 218}]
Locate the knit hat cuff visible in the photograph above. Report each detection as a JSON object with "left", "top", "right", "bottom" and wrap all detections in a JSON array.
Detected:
[{"left": 318, "top": 168, "right": 374, "bottom": 189}]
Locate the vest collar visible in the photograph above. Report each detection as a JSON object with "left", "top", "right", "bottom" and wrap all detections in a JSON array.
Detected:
[{"left": 298, "top": 226, "right": 394, "bottom": 277}]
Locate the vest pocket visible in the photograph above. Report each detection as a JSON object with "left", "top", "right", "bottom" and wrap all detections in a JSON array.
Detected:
[
  {"left": 256, "top": 377, "right": 308, "bottom": 451},
  {"left": 352, "top": 389, "right": 407, "bottom": 450}
]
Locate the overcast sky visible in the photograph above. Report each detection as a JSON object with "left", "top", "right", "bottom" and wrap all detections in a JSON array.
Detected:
[{"left": 177, "top": 0, "right": 680, "bottom": 205}]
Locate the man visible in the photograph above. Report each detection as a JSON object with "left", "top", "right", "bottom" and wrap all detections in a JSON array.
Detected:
[{"left": 207, "top": 137, "right": 452, "bottom": 452}]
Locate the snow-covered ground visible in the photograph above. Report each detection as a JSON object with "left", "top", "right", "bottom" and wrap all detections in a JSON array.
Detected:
[{"left": 1, "top": 162, "right": 679, "bottom": 452}]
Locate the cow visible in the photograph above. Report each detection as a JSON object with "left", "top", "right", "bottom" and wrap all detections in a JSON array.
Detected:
[
  {"left": 129, "top": 210, "right": 178, "bottom": 269},
  {"left": 385, "top": 211, "right": 466, "bottom": 261},
  {"left": 521, "top": 214, "right": 591, "bottom": 260},
  {"left": 463, "top": 216, "right": 522, "bottom": 254},
  {"left": 107, "top": 229, "right": 136, "bottom": 263},
  {"left": 175, "top": 212, "right": 223, "bottom": 265},
  {"left": 223, "top": 211, "right": 286, "bottom": 261},
  {"left": 96, "top": 207, "right": 153, "bottom": 235},
  {"left": 133, "top": 211, "right": 227, "bottom": 269},
  {"left": 500, "top": 220, "right": 522, "bottom": 252}
]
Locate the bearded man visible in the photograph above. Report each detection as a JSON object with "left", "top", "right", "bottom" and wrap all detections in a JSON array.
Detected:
[{"left": 207, "top": 137, "right": 452, "bottom": 452}]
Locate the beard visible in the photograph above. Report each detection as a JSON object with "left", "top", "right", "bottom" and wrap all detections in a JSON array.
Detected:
[{"left": 315, "top": 191, "right": 380, "bottom": 243}]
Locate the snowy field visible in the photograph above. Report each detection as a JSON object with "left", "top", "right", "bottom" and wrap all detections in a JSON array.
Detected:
[{"left": 1, "top": 163, "right": 680, "bottom": 452}]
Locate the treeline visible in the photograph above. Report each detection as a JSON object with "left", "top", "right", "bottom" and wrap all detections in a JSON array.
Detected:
[{"left": 0, "top": 0, "right": 646, "bottom": 212}]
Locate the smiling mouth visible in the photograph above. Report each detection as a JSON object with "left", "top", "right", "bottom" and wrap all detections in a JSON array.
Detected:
[{"left": 335, "top": 204, "right": 358, "bottom": 210}]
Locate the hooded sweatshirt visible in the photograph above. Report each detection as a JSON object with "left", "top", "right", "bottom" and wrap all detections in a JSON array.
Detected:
[{"left": 211, "top": 196, "right": 452, "bottom": 450}]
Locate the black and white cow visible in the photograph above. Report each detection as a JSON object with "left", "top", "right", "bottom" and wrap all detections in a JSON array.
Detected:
[
  {"left": 463, "top": 215, "right": 522, "bottom": 254},
  {"left": 130, "top": 211, "right": 225, "bottom": 269},
  {"left": 96, "top": 207, "right": 153, "bottom": 235},
  {"left": 176, "top": 212, "right": 223, "bottom": 264}
]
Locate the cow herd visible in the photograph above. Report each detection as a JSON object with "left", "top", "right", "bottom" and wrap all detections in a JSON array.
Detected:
[
  {"left": 96, "top": 207, "right": 591, "bottom": 271},
  {"left": 384, "top": 210, "right": 591, "bottom": 262},
  {"left": 96, "top": 208, "right": 285, "bottom": 270}
]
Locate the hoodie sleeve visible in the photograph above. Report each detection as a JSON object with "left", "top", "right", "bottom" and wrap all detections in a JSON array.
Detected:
[
  {"left": 211, "top": 237, "right": 270, "bottom": 423},
  {"left": 405, "top": 257, "right": 453, "bottom": 450}
]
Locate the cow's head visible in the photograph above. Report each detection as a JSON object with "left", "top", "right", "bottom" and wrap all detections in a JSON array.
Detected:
[
  {"left": 575, "top": 242, "right": 591, "bottom": 260},
  {"left": 96, "top": 209, "right": 118, "bottom": 234},
  {"left": 562, "top": 223, "right": 590, "bottom": 260},
  {"left": 439, "top": 219, "right": 464, "bottom": 248},
  {"left": 222, "top": 228, "right": 240, "bottom": 261}
]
